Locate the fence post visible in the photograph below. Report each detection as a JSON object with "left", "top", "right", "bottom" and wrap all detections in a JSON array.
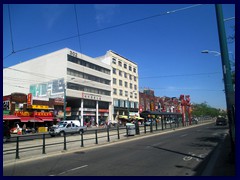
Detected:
[
  {"left": 42, "top": 134, "right": 46, "bottom": 154},
  {"left": 95, "top": 129, "right": 98, "bottom": 144},
  {"left": 144, "top": 124, "right": 146, "bottom": 133},
  {"left": 117, "top": 125, "right": 120, "bottom": 139},
  {"left": 81, "top": 133, "right": 84, "bottom": 147},
  {"left": 150, "top": 120, "right": 153, "bottom": 133},
  {"left": 16, "top": 136, "right": 20, "bottom": 159},
  {"left": 161, "top": 119, "right": 164, "bottom": 130},
  {"left": 155, "top": 122, "right": 158, "bottom": 131},
  {"left": 63, "top": 133, "right": 67, "bottom": 151},
  {"left": 107, "top": 127, "right": 110, "bottom": 142}
]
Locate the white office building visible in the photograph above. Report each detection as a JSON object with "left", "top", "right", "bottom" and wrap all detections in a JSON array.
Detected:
[
  {"left": 96, "top": 50, "right": 139, "bottom": 122},
  {"left": 3, "top": 48, "right": 112, "bottom": 126}
]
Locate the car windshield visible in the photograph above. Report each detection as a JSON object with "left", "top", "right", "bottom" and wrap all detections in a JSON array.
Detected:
[{"left": 58, "top": 123, "right": 66, "bottom": 128}]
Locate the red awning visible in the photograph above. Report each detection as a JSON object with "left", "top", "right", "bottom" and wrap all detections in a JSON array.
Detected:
[
  {"left": 20, "top": 117, "right": 44, "bottom": 123},
  {"left": 37, "top": 117, "right": 54, "bottom": 121},
  {"left": 3, "top": 115, "right": 21, "bottom": 120}
]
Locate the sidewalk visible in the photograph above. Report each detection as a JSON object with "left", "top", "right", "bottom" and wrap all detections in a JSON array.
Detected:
[{"left": 201, "top": 133, "right": 235, "bottom": 176}]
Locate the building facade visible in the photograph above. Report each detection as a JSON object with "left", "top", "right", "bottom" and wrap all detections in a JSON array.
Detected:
[
  {"left": 96, "top": 50, "right": 139, "bottom": 121},
  {"left": 139, "top": 88, "right": 182, "bottom": 113},
  {"left": 3, "top": 48, "right": 112, "bottom": 126}
]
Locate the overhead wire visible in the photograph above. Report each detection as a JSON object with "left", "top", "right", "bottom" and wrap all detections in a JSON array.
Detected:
[
  {"left": 139, "top": 72, "right": 221, "bottom": 79},
  {"left": 7, "top": 4, "right": 15, "bottom": 55},
  {"left": 74, "top": 4, "right": 82, "bottom": 56},
  {"left": 3, "top": 4, "right": 203, "bottom": 60}
]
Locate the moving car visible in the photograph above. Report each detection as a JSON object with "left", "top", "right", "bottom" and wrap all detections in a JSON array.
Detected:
[{"left": 216, "top": 117, "right": 227, "bottom": 126}]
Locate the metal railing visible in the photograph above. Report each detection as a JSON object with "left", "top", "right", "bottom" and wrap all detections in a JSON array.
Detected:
[{"left": 3, "top": 118, "right": 212, "bottom": 160}]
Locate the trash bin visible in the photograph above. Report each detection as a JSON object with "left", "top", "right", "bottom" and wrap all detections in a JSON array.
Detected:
[{"left": 126, "top": 123, "right": 135, "bottom": 136}]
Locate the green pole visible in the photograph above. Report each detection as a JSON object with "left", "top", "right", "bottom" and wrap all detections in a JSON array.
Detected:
[{"left": 215, "top": 4, "right": 235, "bottom": 152}]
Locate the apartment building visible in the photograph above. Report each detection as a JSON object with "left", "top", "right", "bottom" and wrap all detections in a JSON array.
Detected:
[{"left": 96, "top": 50, "right": 139, "bottom": 121}]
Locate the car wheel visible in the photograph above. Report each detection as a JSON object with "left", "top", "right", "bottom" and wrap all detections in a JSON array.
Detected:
[{"left": 60, "top": 131, "right": 65, "bottom": 136}]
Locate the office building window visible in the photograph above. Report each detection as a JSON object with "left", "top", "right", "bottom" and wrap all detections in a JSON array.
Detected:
[
  {"left": 114, "top": 99, "right": 119, "bottom": 107},
  {"left": 118, "top": 61, "right": 122, "bottom": 67},
  {"left": 129, "top": 66, "right": 132, "bottom": 71},
  {"left": 134, "top": 84, "right": 137, "bottom": 90},
  {"left": 120, "top": 100, "right": 124, "bottom": 107},
  {"left": 124, "top": 63, "right": 127, "bottom": 69},
  {"left": 124, "top": 72, "right": 128, "bottom": 78},
  {"left": 133, "top": 67, "right": 137, "bottom": 73},
  {"left": 112, "top": 58, "right": 116, "bottom": 64},
  {"left": 113, "top": 68, "right": 116, "bottom": 74},
  {"left": 119, "top": 70, "right": 122, "bottom": 76},
  {"left": 113, "top": 88, "right": 117, "bottom": 95},
  {"left": 125, "top": 81, "right": 128, "bottom": 88},
  {"left": 125, "top": 91, "right": 128, "bottom": 97},
  {"left": 119, "top": 90, "right": 123, "bottom": 96},
  {"left": 113, "top": 78, "right": 117, "bottom": 85},
  {"left": 119, "top": 80, "right": 122, "bottom": 86},
  {"left": 129, "top": 75, "right": 132, "bottom": 80}
]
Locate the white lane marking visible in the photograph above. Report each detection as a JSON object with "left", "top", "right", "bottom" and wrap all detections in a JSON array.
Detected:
[
  {"left": 180, "top": 134, "right": 188, "bottom": 137},
  {"left": 50, "top": 165, "right": 88, "bottom": 176}
]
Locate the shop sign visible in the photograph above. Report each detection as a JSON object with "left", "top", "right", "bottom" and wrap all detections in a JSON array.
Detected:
[
  {"left": 54, "top": 98, "right": 64, "bottom": 104},
  {"left": 99, "top": 109, "right": 109, "bottom": 113},
  {"left": 34, "top": 112, "right": 53, "bottom": 117},
  {"left": 82, "top": 93, "right": 101, "bottom": 101},
  {"left": 30, "top": 105, "right": 49, "bottom": 110},
  {"left": 14, "top": 111, "right": 31, "bottom": 117},
  {"left": 27, "top": 93, "right": 32, "bottom": 105},
  {"left": 3, "top": 100, "right": 10, "bottom": 110},
  {"left": 79, "top": 108, "right": 96, "bottom": 112},
  {"left": 3, "top": 110, "right": 10, "bottom": 115},
  {"left": 83, "top": 113, "right": 95, "bottom": 116}
]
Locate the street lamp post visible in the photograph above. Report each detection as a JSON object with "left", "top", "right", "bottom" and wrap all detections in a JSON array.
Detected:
[
  {"left": 63, "top": 84, "right": 66, "bottom": 121},
  {"left": 201, "top": 4, "right": 235, "bottom": 154}
]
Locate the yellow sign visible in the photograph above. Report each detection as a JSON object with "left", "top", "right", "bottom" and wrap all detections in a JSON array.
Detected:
[{"left": 31, "top": 105, "right": 49, "bottom": 110}]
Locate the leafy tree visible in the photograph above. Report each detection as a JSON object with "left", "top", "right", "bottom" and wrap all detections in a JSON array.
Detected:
[{"left": 191, "top": 102, "right": 226, "bottom": 117}]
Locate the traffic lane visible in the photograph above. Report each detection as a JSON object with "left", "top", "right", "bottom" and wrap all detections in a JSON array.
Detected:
[{"left": 3, "top": 123, "right": 228, "bottom": 176}]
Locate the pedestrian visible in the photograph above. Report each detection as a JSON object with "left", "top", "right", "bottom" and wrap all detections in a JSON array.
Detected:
[{"left": 22, "top": 123, "right": 27, "bottom": 135}]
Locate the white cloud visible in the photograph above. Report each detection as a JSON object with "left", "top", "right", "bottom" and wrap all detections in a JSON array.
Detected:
[{"left": 94, "top": 4, "right": 119, "bottom": 27}]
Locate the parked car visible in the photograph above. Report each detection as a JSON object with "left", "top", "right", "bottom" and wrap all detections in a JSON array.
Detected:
[
  {"left": 49, "top": 122, "right": 87, "bottom": 137},
  {"left": 216, "top": 117, "right": 227, "bottom": 126},
  {"left": 165, "top": 119, "right": 175, "bottom": 124},
  {"left": 3, "top": 124, "right": 11, "bottom": 143},
  {"left": 144, "top": 119, "right": 156, "bottom": 126}
]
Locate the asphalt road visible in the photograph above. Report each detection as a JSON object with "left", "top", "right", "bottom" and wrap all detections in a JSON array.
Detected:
[{"left": 3, "top": 123, "right": 228, "bottom": 176}]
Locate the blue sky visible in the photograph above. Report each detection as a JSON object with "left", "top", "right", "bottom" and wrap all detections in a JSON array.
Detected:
[{"left": 3, "top": 4, "right": 235, "bottom": 109}]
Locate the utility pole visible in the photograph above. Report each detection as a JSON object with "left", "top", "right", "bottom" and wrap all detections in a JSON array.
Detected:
[
  {"left": 215, "top": 4, "right": 235, "bottom": 153},
  {"left": 64, "top": 81, "right": 66, "bottom": 121}
]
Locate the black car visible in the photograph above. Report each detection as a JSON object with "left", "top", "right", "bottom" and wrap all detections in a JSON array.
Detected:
[
  {"left": 216, "top": 117, "right": 227, "bottom": 126},
  {"left": 3, "top": 124, "right": 11, "bottom": 143}
]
